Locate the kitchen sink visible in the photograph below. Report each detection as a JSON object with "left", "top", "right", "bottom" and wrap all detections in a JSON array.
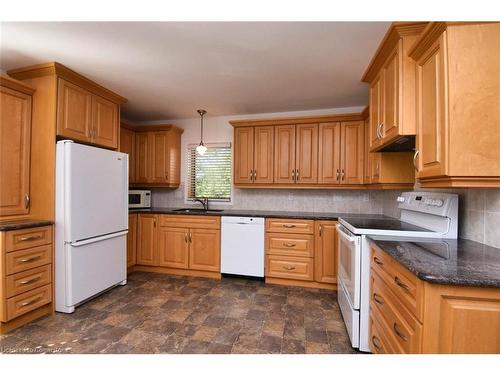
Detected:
[{"left": 172, "top": 208, "right": 224, "bottom": 213}]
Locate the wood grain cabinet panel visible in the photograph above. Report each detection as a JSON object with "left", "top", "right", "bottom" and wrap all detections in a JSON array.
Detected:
[
  {"left": 135, "top": 132, "right": 150, "bottom": 183},
  {"left": 91, "top": 95, "right": 118, "bottom": 149},
  {"left": 295, "top": 123, "right": 318, "bottom": 184},
  {"left": 253, "top": 126, "right": 274, "bottom": 184},
  {"left": 274, "top": 125, "right": 296, "bottom": 184},
  {"left": 56, "top": 78, "right": 92, "bottom": 143},
  {"left": 266, "top": 218, "right": 314, "bottom": 234},
  {"left": 6, "top": 284, "right": 52, "bottom": 321},
  {"left": 381, "top": 45, "right": 400, "bottom": 143},
  {"left": 5, "top": 245, "right": 52, "bottom": 275},
  {"left": 314, "top": 221, "right": 337, "bottom": 284},
  {"left": 5, "top": 226, "right": 52, "bottom": 252},
  {"left": 0, "top": 84, "right": 32, "bottom": 217},
  {"left": 234, "top": 127, "right": 254, "bottom": 184},
  {"left": 318, "top": 122, "right": 341, "bottom": 184},
  {"left": 119, "top": 127, "right": 136, "bottom": 183},
  {"left": 369, "top": 75, "right": 383, "bottom": 151},
  {"left": 136, "top": 214, "right": 157, "bottom": 266},
  {"left": 189, "top": 229, "right": 220, "bottom": 272},
  {"left": 158, "top": 227, "right": 189, "bottom": 269},
  {"left": 267, "top": 233, "right": 314, "bottom": 258},
  {"left": 266, "top": 255, "right": 314, "bottom": 281},
  {"left": 5, "top": 264, "right": 51, "bottom": 299},
  {"left": 150, "top": 132, "right": 169, "bottom": 184},
  {"left": 341, "top": 121, "right": 364, "bottom": 185},
  {"left": 127, "top": 214, "right": 137, "bottom": 268}
]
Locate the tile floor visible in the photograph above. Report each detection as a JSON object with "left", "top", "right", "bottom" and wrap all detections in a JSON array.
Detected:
[{"left": 0, "top": 272, "right": 359, "bottom": 354}]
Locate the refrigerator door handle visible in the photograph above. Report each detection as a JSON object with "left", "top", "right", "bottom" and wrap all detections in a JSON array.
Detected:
[{"left": 70, "top": 230, "right": 128, "bottom": 247}]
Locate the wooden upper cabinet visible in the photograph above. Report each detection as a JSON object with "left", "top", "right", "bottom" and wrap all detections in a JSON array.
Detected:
[
  {"left": 0, "top": 78, "right": 34, "bottom": 217},
  {"left": 253, "top": 126, "right": 274, "bottom": 184},
  {"left": 296, "top": 124, "right": 318, "bottom": 184},
  {"left": 363, "top": 116, "right": 371, "bottom": 184},
  {"left": 150, "top": 132, "right": 169, "bottom": 184},
  {"left": 274, "top": 125, "right": 296, "bottom": 184},
  {"left": 91, "top": 95, "right": 119, "bottom": 149},
  {"left": 119, "top": 127, "right": 136, "bottom": 183},
  {"left": 135, "top": 132, "right": 150, "bottom": 183},
  {"left": 158, "top": 227, "right": 189, "bottom": 269},
  {"left": 189, "top": 229, "right": 220, "bottom": 272},
  {"left": 314, "top": 221, "right": 338, "bottom": 284},
  {"left": 136, "top": 214, "right": 157, "bottom": 266},
  {"left": 233, "top": 127, "right": 254, "bottom": 184},
  {"left": 318, "top": 122, "right": 341, "bottom": 184},
  {"left": 341, "top": 121, "right": 364, "bottom": 184},
  {"left": 57, "top": 79, "right": 92, "bottom": 143},
  {"left": 409, "top": 22, "right": 500, "bottom": 187},
  {"left": 362, "top": 23, "right": 427, "bottom": 151}
]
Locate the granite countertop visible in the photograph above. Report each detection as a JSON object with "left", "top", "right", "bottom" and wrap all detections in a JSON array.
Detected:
[
  {"left": 369, "top": 237, "right": 500, "bottom": 287},
  {"left": 0, "top": 219, "right": 54, "bottom": 231},
  {"left": 129, "top": 207, "right": 389, "bottom": 221}
]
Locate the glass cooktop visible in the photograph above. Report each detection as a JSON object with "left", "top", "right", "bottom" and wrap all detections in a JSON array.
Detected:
[{"left": 340, "top": 217, "right": 433, "bottom": 232}]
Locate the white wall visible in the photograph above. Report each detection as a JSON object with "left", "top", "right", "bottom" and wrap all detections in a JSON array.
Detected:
[{"left": 146, "top": 106, "right": 390, "bottom": 214}]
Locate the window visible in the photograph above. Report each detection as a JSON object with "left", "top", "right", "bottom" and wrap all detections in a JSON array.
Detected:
[{"left": 186, "top": 143, "right": 232, "bottom": 202}]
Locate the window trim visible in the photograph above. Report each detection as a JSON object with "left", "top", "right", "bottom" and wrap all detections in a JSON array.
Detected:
[{"left": 184, "top": 142, "right": 233, "bottom": 206}]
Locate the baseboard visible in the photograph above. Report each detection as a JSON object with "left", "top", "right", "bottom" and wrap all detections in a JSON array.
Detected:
[
  {"left": 0, "top": 303, "right": 53, "bottom": 335},
  {"left": 265, "top": 277, "right": 337, "bottom": 291},
  {"left": 130, "top": 265, "right": 221, "bottom": 280}
]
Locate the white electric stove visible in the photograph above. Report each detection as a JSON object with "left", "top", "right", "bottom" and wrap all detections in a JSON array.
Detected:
[{"left": 336, "top": 191, "right": 458, "bottom": 352}]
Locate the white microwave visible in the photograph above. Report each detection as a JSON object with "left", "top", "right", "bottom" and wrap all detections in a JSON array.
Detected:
[{"left": 129, "top": 190, "right": 151, "bottom": 209}]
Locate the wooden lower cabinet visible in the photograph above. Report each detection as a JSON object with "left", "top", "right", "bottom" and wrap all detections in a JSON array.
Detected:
[
  {"left": 133, "top": 214, "right": 221, "bottom": 278},
  {"left": 369, "top": 241, "right": 500, "bottom": 354},
  {"left": 127, "top": 214, "right": 137, "bottom": 268},
  {"left": 265, "top": 218, "right": 337, "bottom": 290}
]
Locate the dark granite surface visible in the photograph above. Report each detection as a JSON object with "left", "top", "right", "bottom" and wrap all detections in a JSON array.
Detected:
[
  {"left": 340, "top": 217, "right": 432, "bottom": 232},
  {"left": 129, "top": 207, "right": 388, "bottom": 221},
  {"left": 369, "top": 237, "right": 500, "bottom": 287},
  {"left": 0, "top": 219, "right": 53, "bottom": 231}
]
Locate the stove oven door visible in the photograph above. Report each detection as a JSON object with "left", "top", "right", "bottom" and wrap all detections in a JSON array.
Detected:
[{"left": 336, "top": 224, "right": 361, "bottom": 309}]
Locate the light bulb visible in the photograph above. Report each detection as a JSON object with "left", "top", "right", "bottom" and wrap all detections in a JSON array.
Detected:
[{"left": 196, "top": 144, "right": 207, "bottom": 155}]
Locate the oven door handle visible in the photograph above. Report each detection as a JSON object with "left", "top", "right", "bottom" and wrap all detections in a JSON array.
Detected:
[{"left": 336, "top": 225, "right": 356, "bottom": 243}]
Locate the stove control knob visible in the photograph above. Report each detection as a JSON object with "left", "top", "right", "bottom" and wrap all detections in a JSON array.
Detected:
[
  {"left": 424, "top": 199, "right": 433, "bottom": 205},
  {"left": 434, "top": 199, "right": 444, "bottom": 207}
]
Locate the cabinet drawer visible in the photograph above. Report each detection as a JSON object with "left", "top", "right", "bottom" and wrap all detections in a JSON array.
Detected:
[
  {"left": 159, "top": 215, "right": 220, "bottom": 229},
  {"left": 369, "top": 312, "right": 400, "bottom": 354},
  {"left": 370, "top": 242, "right": 424, "bottom": 320},
  {"left": 5, "top": 226, "right": 52, "bottom": 252},
  {"left": 266, "top": 255, "right": 313, "bottom": 281},
  {"left": 6, "top": 265, "right": 52, "bottom": 298},
  {"left": 5, "top": 245, "right": 52, "bottom": 275},
  {"left": 266, "top": 218, "right": 314, "bottom": 234},
  {"left": 267, "top": 233, "right": 314, "bottom": 257},
  {"left": 371, "top": 269, "right": 423, "bottom": 353},
  {"left": 6, "top": 284, "right": 52, "bottom": 321}
]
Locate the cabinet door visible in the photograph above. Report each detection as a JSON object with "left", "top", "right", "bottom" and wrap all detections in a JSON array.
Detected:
[
  {"left": 274, "top": 125, "right": 296, "bottom": 184},
  {"left": 91, "top": 95, "right": 119, "bottom": 149},
  {"left": 0, "top": 86, "right": 31, "bottom": 216},
  {"left": 363, "top": 118, "right": 371, "bottom": 184},
  {"left": 56, "top": 79, "right": 92, "bottom": 143},
  {"left": 189, "top": 229, "right": 220, "bottom": 272},
  {"left": 254, "top": 126, "right": 274, "bottom": 184},
  {"left": 369, "top": 75, "right": 383, "bottom": 150},
  {"left": 127, "top": 214, "right": 137, "bottom": 268},
  {"left": 341, "top": 121, "right": 364, "bottom": 184},
  {"left": 381, "top": 44, "right": 401, "bottom": 143},
  {"left": 166, "top": 130, "right": 181, "bottom": 186},
  {"left": 120, "top": 128, "right": 136, "bottom": 183},
  {"left": 136, "top": 214, "right": 157, "bottom": 266},
  {"left": 135, "top": 132, "right": 150, "bottom": 183},
  {"left": 314, "top": 221, "right": 337, "bottom": 284},
  {"left": 234, "top": 127, "right": 254, "bottom": 184},
  {"left": 158, "top": 227, "right": 189, "bottom": 269},
  {"left": 416, "top": 36, "right": 447, "bottom": 178},
  {"left": 318, "top": 122, "right": 341, "bottom": 184},
  {"left": 296, "top": 123, "right": 318, "bottom": 184},
  {"left": 150, "top": 132, "right": 169, "bottom": 184},
  {"left": 370, "top": 153, "right": 381, "bottom": 184}
]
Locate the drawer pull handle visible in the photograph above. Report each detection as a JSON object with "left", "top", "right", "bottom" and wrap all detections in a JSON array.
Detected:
[
  {"left": 394, "top": 276, "right": 410, "bottom": 291},
  {"left": 283, "top": 242, "right": 296, "bottom": 247},
  {"left": 283, "top": 224, "right": 296, "bottom": 228},
  {"left": 371, "top": 336, "right": 382, "bottom": 351},
  {"left": 283, "top": 266, "right": 296, "bottom": 271},
  {"left": 20, "top": 276, "right": 42, "bottom": 285},
  {"left": 373, "top": 257, "right": 383, "bottom": 266},
  {"left": 20, "top": 256, "right": 42, "bottom": 263},
  {"left": 20, "top": 296, "right": 42, "bottom": 307},
  {"left": 19, "top": 234, "right": 42, "bottom": 242},
  {"left": 373, "top": 293, "right": 384, "bottom": 305},
  {"left": 393, "top": 323, "right": 408, "bottom": 342}
]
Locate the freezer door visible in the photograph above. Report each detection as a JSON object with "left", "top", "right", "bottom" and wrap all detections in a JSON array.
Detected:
[{"left": 59, "top": 142, "right": 128, "bottom": 242}]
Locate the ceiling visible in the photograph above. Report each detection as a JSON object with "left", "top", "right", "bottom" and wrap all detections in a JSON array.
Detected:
[{"left": 0, "top": 22, "right": 390, "bottom": 121}]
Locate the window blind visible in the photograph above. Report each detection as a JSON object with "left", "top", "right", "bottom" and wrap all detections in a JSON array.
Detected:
[{"left": 186, "top": 143, "right": 232, "bottom": 201}]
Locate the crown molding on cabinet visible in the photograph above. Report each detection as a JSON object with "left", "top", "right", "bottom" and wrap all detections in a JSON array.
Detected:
[
  {"left": 121, "top": 122, "right": 184, "bottom": 134},
  {"left": 229, "top": 112, "right": 365, "bottom": 127},
  {"left": 0, "top": 75, "right": 35, "bottom": 95}
]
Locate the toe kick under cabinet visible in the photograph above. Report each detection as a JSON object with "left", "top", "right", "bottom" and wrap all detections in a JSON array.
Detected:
[
  {"left": 0, "top": 225, "right": 54, "bottom": 334},
  {"left": 265, "top": 218, "right": 338, "bottom": 290}
]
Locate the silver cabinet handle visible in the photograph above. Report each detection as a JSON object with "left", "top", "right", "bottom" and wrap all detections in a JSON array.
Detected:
[
  {"left": 249, "top": 170, "right": 254, "bottom": 181},
  {"left": 394, "top": 276, "right": 410, "bottom": 291},
  {"left": 189, "top": 231, "right": 192, "bottom": 243},
  {"left": 393, "top": 323, "right": 408, "bottom": 342},
  {"left": 20, "top": 256, "right": 42, "bottom": 263},
  {"left": 336, "top": 169, "right": 340, "bottom": 181},
  {"left": 371, "top": 336, "right": 382, "bottom": 351},
  {"left": 20, "top": 276, "right": 42, "bottom": 285},
  {"left": 19, "top": 234, "right": 42, "bottom": 242},
  {"left": 291, "top": 169, "right": 295, "bottom": 181},
  {"left": 373, "top": 293, "right": 384, "bottom": 305},
  {"left": 413, "top": 149, "right": 420, "bottom": 172},
  {"left": 283, "top": 266, "right": 296, "bottom": 271},
  {"left": 296, "top": 169, "right": 299, "bottom": 181},
  {"left": 184, "top": 232, "right": 188, "bottom": 243},
  {"left": 25, "top": 193, "right": 30, "bottom": 209},
  {"left": 341, "top": 169, "right": 345, "bottom": 181},
  {"left": 283, "top": 224, "right": 296, "bottom": 228},
  {"left": 253, "top": 170, "right": 257, "bottom": 180},
  {"left": 21, "top": 296, "right": 42, "bottom": 307},
  {"left": 283, "top": 242, "right": 296, "bottom": 247},
  {"left": 379, "top": 123, "right": 384, "bottom": 139}
]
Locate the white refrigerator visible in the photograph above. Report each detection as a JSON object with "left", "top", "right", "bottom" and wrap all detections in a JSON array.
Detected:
[{"left": 55, "top": 140, "right": 128, "bottom": 313}]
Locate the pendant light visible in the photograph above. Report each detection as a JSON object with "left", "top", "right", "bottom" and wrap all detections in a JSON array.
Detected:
[{"left": 196, "top": 109, "right": 207, "bottom": 155}]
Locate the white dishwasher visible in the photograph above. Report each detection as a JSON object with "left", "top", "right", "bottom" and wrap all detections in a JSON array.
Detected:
[{"left": 221, "top": 216, "right": 265, "bottom": 277}]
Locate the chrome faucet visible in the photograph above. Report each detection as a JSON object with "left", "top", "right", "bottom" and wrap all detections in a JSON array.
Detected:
[{"left": 194, "top": 197, "right": 209, "bottom": 211}]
